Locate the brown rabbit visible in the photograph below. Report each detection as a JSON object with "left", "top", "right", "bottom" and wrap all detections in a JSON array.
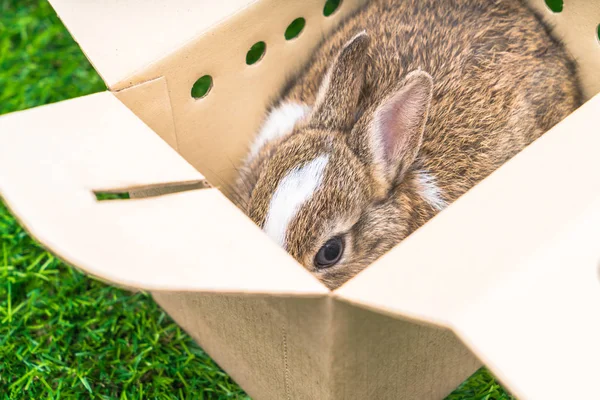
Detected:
[{"left": 233, "top": 0, "right": 582, "bottom": 290}]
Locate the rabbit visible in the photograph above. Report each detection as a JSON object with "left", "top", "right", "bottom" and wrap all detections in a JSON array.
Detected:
[{"left": 232, "top": 0, "right": 582, "bottom": 290}]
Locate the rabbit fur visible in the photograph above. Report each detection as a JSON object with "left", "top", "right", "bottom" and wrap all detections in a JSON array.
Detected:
[{"left": 232, "top": 0, "right": 582, "bottom": 290}]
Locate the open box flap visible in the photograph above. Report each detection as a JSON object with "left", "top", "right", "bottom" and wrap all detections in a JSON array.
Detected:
[
  {"left": 336, "top": 93, "right": 600, "bottom": 398},
  {"left": 452, "top": 202, "right": 600, "bottom": 399},
  {"left": 0, "top": 92, "right": 327, "bottom": 296},
  {"left": 48, "top": 0, "right": 257, "bottom": 89}
]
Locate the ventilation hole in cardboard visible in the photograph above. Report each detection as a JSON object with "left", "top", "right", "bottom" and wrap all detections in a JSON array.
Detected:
[
  {"left": 246, "top": 41, "right": 266, "bottom": 65},
  {"left": 285, "top": 18, "right": 306, "bottom": 40},
  {"left": 95, "top": 192, "right": 131, "bottom": 201},
  {"left": 191, "top": 75, "right": 213, "bottom": 99},
  {"left": 323, "top": 0, "right": 342, "bottom": 16},
  {"left": 545, "top": 0, "right": 563, "bottom": 13},
  {"left": 597, "top": 23, "right": 600, "bottom": 43}
]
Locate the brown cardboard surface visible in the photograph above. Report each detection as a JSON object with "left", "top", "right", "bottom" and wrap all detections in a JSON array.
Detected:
[
  {"left": 152, "top": 293, "right": 333, "bottom": 400},
  {"left": 48, "top": 0, "right": 257, "bottom": 88},
  {"left": 0, "top": 92, "right": 326, "bottom": 295},
  {"left": 337, "top": 93, "right": 600, "bottom": 398},
  {"left": 152, "top": 292, "right": 480, "bottom": 400},
  {"left": 114, "top": 77, "right": 179, "bottom": 151},
  {"left": 327, "top": 300, "right": 481, "bottom": 400}
]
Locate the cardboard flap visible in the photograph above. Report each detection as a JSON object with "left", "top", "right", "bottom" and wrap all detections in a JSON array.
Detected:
[
  {"left": 48, "top": 0, "right": 256, "bottom": 89},
  {"left": 0, "top": 92, "right": 326, "bottom": 295},
  {"left": 113, "top": 77, "right": 179, "bottom": 151},
  {"left": 452, "top": 203, "right": 600, "bottom": 399},
  {"left": 336, "top": 94, "right": 600, "bottom": 397}
]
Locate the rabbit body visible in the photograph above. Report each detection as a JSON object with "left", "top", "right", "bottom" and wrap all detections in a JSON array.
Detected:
[{"left": 234, "top": 0, "right": 581, "bottom": 289}]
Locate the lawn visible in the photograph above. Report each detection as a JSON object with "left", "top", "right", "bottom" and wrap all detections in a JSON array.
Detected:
[{"left": 0, "top": 1, "right": 515, "bottom": 398}]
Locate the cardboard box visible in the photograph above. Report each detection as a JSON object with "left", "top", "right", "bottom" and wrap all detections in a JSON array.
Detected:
[{"left": 0, "top": 0, "right": 599, "bottom": 399}]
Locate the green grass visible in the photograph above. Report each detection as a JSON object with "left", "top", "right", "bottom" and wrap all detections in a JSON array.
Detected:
[
  {"left": 544, "top": 0, "right": 563, "bottom": 13},
  {"left": 323, "top": 0, "right": 342, "bottom": 17},
  {"left": 284, "top": 18, "right": 306, "bottom": 41},
  {"left": 191, "top": 75, "right": 213, "bottom": 99},
  {"left": 245, "top": 41, "right": 266, "bottom": 65},
  {"left": 0, "top": 1, "right": 515, "bottom": 398}
]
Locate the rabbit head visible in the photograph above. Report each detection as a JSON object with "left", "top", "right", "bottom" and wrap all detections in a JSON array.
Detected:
[{"left": 234, "top": 32, "right": 438, "bottom": 290}]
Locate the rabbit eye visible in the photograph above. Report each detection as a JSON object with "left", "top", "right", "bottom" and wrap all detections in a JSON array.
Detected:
[{"left": 314, "top": 236, "right": 344, "bottom": 269}]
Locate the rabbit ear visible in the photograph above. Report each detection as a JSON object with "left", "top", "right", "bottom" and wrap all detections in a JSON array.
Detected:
[
  {"left": 308, "top": 31, "right": 371, "bottom": 130},
  {"left": 369, "top": 70, "right": 433, "bottom": 184}
]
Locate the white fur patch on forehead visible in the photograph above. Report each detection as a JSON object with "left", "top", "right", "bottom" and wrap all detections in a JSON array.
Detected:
[
  {"left": 249, "top": 102, "right": 311, "bottom": 159},
  {"left": 263, "top": 155, "right": 330, "bottom": 248},
  {"left": 415, "top": 170, "right": 447, "bottom": 211}
]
